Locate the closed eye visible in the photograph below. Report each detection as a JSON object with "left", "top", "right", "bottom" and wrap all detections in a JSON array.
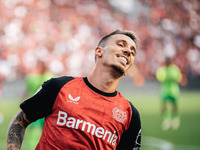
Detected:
[
  {"left": 117, "top": 43, "right": 124, "bottom": 47},
  {"left": 131, "top": 52, "right": 135, "bottom": 56},
  {"left": 116, "top": 40, "right": 136, "bottom": 56}
]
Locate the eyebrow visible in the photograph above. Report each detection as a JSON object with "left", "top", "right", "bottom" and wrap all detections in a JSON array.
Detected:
[{"left": 116, "top": 40, "right": 137, "bottom": 54}]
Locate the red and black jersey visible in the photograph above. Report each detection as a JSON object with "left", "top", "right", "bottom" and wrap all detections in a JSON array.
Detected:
[{"left": 20, "top": 76, "right": 141, "bottom": 150}]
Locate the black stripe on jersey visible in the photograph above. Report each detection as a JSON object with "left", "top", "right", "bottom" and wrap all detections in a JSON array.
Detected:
[
  {"left": 116, "top": 101, "right": 141, "bottom": 150},
  {"left": 20, "top": 76, "right": 74, "bottom": 122},
  {"left": 83, "top": 77, "right": 117, "bottom": 97}
]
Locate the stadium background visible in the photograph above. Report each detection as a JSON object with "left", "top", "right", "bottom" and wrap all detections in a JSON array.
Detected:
[{"left": 0, "top": 0, "right": 200, "bottom": 149}]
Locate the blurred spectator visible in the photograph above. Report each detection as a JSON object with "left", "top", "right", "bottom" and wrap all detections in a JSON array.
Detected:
[{"left": 0, "top": 0, "right": 199, "bottom": 86}]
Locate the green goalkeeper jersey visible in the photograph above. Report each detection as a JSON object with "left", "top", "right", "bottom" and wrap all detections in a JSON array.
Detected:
[{"left": 156, "top": 64, "right": 182, "bottom": 100}]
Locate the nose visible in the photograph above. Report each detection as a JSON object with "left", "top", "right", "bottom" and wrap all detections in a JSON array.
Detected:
[{"left": 123, "top": 47, "right": 131, "bottom": 56}]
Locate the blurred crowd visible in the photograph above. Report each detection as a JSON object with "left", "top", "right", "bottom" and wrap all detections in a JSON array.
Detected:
[{"left": 0, "top": 0, "right": 200, "bottom": 87}]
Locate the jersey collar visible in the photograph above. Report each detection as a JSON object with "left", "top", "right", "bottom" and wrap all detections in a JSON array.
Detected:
[{"left": 83, "top": 77, "right": 117, "bottom": 97}]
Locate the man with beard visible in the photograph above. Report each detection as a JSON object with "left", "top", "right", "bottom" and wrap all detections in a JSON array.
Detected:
[{"left": 7, "top": 29, "right": 141, "bottom": 150}]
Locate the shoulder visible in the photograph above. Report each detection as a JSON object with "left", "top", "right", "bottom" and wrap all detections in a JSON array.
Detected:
[
  {"left": 118, "top": 93, "right": 139, "bottom": 114},
  {"left": 128, "top": 101, "right": 140, "bottom": 118},
  {"left": 169, "top": 64, "right": 180, "bottom": 71},
  {"left": 42, "top": 76, "right": 75, "bottom": 88},
  {"left": 117, "top": 93, "right": 139, "bottom": 115},
  {"left": 47, "top": 76, "right": 74, "bottom": 83},
  {"left": 156, "top": 66, "right": 167, "bottom": 82}
]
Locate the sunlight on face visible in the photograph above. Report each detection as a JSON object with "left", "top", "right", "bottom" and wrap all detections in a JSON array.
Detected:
[{"left": 101, "top": 34, "right": 137, "bottom": 75}]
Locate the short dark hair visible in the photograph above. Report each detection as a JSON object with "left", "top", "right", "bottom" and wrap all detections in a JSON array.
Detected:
[{"left": 97, "top": 29, "right": 139, "bottom": 49}]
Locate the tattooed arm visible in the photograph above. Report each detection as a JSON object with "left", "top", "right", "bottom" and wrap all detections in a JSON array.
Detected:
[{"left": 7, "top": 109, "right": 30, "bottom": 150}]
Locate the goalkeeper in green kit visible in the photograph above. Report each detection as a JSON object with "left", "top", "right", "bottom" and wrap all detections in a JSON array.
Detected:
[
  {"left": 24, "top": 62, "right": 55, "bottom": 149},
  {"left": 156, "top": 57, "right": 182, "bottom": 131}
]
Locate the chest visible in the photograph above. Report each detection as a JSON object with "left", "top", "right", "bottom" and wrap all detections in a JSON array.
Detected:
[
  {"left": 43, "top": 80, "right": 131, "bottom": 149},
  {"left": 55, "top": 84, "right": 127, "bottom": 127}
]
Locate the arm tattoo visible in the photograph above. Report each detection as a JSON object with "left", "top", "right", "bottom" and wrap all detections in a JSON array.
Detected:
[{"left": 7, "top": 110, "right": 30, "bottom": 150}]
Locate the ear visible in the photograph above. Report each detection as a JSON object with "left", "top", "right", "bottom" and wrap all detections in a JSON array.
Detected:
[{"left": 95, "top": 47, "right": 103, "bottom": 58}]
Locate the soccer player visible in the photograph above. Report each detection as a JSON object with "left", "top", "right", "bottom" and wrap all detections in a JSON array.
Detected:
[
  {"left": 24, "top": 61, "right": 55, "bottom": 149},
  {"left": 156, "top": 57, "right": 182, "bottom": 131},
  {"left": 7, "top": 29, "right": 141, "bottom": 150}
]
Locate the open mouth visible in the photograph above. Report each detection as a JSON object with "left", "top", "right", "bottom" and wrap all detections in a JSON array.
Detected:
[{"left": 117, "top": 55, "right": 128, "bottom": 66}]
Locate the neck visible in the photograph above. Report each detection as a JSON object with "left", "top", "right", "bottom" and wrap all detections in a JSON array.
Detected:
[{"left": 87, "top": 65, "right": 122, "bottom": 93}]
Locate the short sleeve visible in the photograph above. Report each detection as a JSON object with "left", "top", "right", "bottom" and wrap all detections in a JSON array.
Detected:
[{"left": 20, "top": 76, "right": 74, "bottom": 122}]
